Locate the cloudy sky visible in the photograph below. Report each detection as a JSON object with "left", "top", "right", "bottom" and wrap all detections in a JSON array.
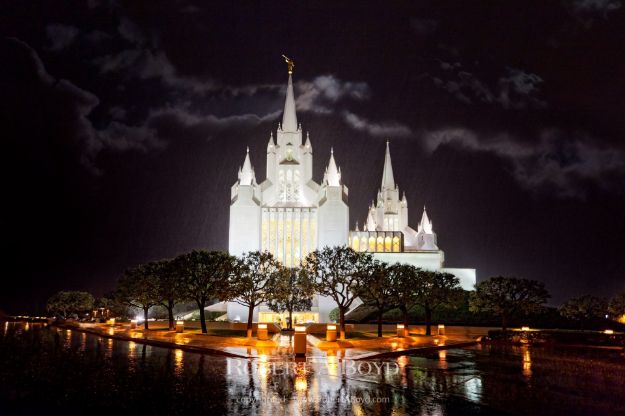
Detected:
[{"left": 2, "top": 0, "right": 625, "bottom": 312}]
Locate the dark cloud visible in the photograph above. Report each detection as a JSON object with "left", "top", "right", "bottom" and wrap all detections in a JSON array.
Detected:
[
  {"left": 45, "top": 24, "right": 79, "bottom": 51},
  {"left": 422, "top": 127, "right": 625, "bottom": 198},
  {"left": 433, "top": 63, "right": 546, "bottom": 109}
]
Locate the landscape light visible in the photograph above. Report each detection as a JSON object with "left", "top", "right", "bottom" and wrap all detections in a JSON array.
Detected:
[
  {"left": 604, "top": 329, "right": 614, "bottom": 334},
  {"left": 327, "top": 324, "right": 337, "bottom": 331},
  {"left": 521, "top": 326, "right": 530, "bottom": 331},
  {"left": 295, "top": 325, "right": 306, "bottom": 333},
  {"left": 258, "top": 323, "right": 267, "bottom": 329}
]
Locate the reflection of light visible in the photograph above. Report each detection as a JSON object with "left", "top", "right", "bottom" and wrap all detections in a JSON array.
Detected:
[
  {"left": 604, "top": 329, "right": 614, "bottom": 335},
  {"left": 258, "top": 354, "right": 269, "bottom": 380},
  {"left": 108, "top": 328, "right": 114, "bottom": 336},
  {"left": 129, "top": 341, "right": 136, "bottom": 354},
  {"left": 175, "top": 349, "right": 184, "bottom": 373},
  {"left": 295, "top": 375, "right": 307, "bottom": 391},
  {"left": 24, "top": 323, "right": 30, "bottom": 331},
  {"left": 522, "top": 348, "right": 532, "bottom": 378},
  {"left": 397, "top": 356, "right": 409, "bottom": 368},
  {"left": 438, "top": 349, "right": 448, "bottom": 369},
  {"left": 433, "top": 338, "right": 439, "bottom": 344},
  {"left": 327, "top": 355, "right": 338, "bottom": 376},
  {"left": 391, "top": 342, "right": 398, "bottom": 350}
]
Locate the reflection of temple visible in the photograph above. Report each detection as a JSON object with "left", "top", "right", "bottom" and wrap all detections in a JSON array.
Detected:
[{"left": 225, "top": 65, "right": 476, "bottom": 323}]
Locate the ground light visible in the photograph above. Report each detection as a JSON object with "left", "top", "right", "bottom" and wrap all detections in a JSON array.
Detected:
[
  {"left": 396, "top": 323, "right": 405, "bottom": 337},
  {"left": 521, "top": 326, "right": 530, "bottom": 331},
  {"left": 294, "top": 325, "right": 307, "bottom": 356},
  {"left": 326, "top": 324, "right": 337, "bottom": 341},
  {"left": 257, "top": 323, "right": 269, "bottom": 340},
  {"left": 438, "top": 324, "right": 445, "bottom": 336},
  {"left": 604, "top": 329, "right": 614, "bottom": 334},
  {"left": 176, "top": 320, "right": 184, "bottom": 333}
]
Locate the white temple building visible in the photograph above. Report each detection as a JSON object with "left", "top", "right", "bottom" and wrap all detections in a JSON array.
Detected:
[{"left": 225, "top": 63, "right": 475, "bottom": 324}]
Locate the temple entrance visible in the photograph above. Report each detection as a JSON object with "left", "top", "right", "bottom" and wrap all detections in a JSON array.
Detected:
[{"left": 258, "top": 311, "right": 319, "bottom": 327}]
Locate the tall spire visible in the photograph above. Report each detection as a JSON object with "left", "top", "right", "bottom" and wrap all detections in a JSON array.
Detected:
[
  {"left": 267, "top": 131, "right": 275, "bottom": 152},
  {"left": 325, "top": 147, "right": 341, "bottom": 186},
  {"left": 381, "top": 140, "right": 395, "bottom": 190},
  {"left": 282, "top": 74, "right": 298, "bottom": 132},
  {"left": 239, "top": 147, "right": 255, "bottom": 185}
]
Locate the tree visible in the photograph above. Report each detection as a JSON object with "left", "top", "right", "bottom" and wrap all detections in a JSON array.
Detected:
[
  {"left": 470, "top": 276, "right": 550, "bottom": 331},
  {"left": 358, "top": 261, "right": 393, "bottom": 337},
  {"left": 266, "top": 266, "right": 314, "bottom": 330},
  {"left": 302, "top": 246, "right": 371, "bottom": 340},
  {"left": 115, "top": 263, "right": 162, "bottom": 330},
  {"left": 608, "top": 293, "right": 625, "bottom": 319},
  {"left": 154, "top": 259, "right": 185, "bottom": 330},
  {"left": 95, "top": 293, "right": 129, "bottom": 319},
  {"left": 47, "top": 291, "right": 95, "bottom": 319},
  {"left": 177, "top": 250, "right": 234, "bottom": 334},
  {"left": 230, "top": 251, "right": 281, "bottom": 338},
  {"left": 415, "top": 271, "right": 464, "bottom": 336},
  {"left": 560, "top": 295, "right": 607, "bottom": 329},
  {"left": 387, "top": 264, "right": 421, "bottom": 330}
]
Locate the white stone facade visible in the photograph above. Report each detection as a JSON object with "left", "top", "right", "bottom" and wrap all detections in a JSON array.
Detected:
[{"left": 227, "top": 69, "right": 476, "bottom": 324}]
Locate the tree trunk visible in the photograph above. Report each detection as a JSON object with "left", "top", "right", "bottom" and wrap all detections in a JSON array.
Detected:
[
  {"left": 377, "top": 307, "right": 383, "bottom": 337},
  {"left": 288, "top": 308, "right": 293, "bottom": 330},
  {"left": 339, "top": 306, "right": 347, "bottom": 341},
  {"left": 246, "top": 304, "right": 254, "bottom": 338},
  {"left": 425, "top": 304, "right": 432, "bottom": 336},
  {"left": 197, "top": 299, "right": 207, "bottom": 334},
  {"left": 400, "top": 305, "right": 409, "bottom": 335},
  {"left": 143, "top": 307, "right": 149, "bottom": 330},
  {"left": 167, "top": 299, "right": 175, "bottom": 330}
]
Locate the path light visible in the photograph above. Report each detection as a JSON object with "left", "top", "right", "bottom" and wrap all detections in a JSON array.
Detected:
[
  {"left": 604, "top": 329, "right": 614, "bottom": 335},
  {"left": 326, "top": 324, "right": 337, "bottom": 342},
  {"left": 129, "top": 320, "right": 137, "bottom": 329},
  {"left": 176, "top": 320, "right": 184, "bottom": 333},
  {"left": 106, "top": 318, "right": 116, "bottom": 326},
  {"left": 257, "top": 323, "right": 269, "bottom": 340},
  {"left": 438, "top": 324, "right": 445, "bottom": 336},
  {"left": 521, "top": 326, "right": 530, "bottom": 331},
  {"left": 294, "top": 325, "right": 307, "bottom": 356},
  {"left": 397, "top": 323, "right": 406, "bottom": 338}
]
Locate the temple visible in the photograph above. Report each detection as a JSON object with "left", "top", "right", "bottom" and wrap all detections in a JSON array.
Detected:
[{"left": 225, "top": 63, "right": 476, "bottom": 324}]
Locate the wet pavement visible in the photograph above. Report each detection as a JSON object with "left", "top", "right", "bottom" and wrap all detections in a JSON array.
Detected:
[{"left": 2, "top": 322, "right": 625, "bottom": 415}]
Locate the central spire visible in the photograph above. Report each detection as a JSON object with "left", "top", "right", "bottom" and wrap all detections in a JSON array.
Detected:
[
  {"left": 381, "top": 140, "right": 395, "bottom": 190},
  {"left": 282, "top": 73, "right": 298, "bottom": 132},
  {"left": 281, "top": 55, "right": 298, "bottom": 132}
]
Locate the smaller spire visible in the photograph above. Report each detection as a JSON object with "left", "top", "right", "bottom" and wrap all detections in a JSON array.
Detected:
[
  {"left": 355, "top": 221, "right": 360, "bottom": 232},
  {"left": 381, "top": 140, "right": 396, "bottom": 191},
  {"left": 267, "top": 131, "right": 275, "bottom": 151},
  {"left": 305, "top": 132, "right": 311, "bottom": 149},
  {"left": 325, "top": 149, "right": 341, "bottom": 186},
  {"left": 239, "top": 147, "right": 255, "bottom": 186},
  {"left": 418, "top": 206, "right": 433, "bottom": 234}
]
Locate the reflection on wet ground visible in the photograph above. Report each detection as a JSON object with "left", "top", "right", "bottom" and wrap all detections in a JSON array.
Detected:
[{"left": 1, "top": 322, "right": 625, "bottom": 415}]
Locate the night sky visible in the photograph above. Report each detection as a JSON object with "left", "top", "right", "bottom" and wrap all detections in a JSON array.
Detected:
[{"left": 2, "top": 1, "right": 625, "bottom": 314}]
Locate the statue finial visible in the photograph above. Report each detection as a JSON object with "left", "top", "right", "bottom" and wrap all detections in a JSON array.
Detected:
[{"left": 282, "top": 54, "right": 295, "bottom": 75}]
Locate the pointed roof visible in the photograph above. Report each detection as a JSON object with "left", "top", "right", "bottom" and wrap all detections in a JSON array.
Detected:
[
  {"left": 282, "top": 74, "right": 298, "bottom": 132},
  {"left": 239, "top": 147, "right": 255, "bottom": 185},
  {"left": 267, "top": 131, "right": 275, "bottom": 152},
  {"left": 305, "top": 132, "right": 312, "bottom": 150},
  {"left": 418, "top": 206, "right": 433, "bottom": 234},
  {"left": 381, "top": 140, "right": 395, "bottom": 190},
  {"left": 325, "top": 147, "right": 341, "bottom": 186}
]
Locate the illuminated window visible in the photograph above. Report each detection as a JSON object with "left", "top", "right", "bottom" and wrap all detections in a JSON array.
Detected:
[
  {"left": 368, "top": 237, "right": 375, "bottom": 252},
  {"left": 392, "top": 236, "right": 400, "bottom": 252},
  {"left": 377, "top": 237, "right": 384, "bottom": 252},
  {"left": 360, "top": 237, "right": 367, "bottom": 252},
  {"left": 384, "top": 236, "right": 392, "bottom": 252},
  {"left": 352, "top": 236, "right": 360, "bottom": 251}
]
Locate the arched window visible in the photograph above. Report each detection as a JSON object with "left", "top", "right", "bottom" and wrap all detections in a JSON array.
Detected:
[
  {"left": 360, "top": 237, "right": 367, "bottom": 252},
  {"left": 352, "top": 236, "right": 360, "bottom": 251},
  {"left": 376, "top": 237, "right": 384, "bottom": 252},
  {"left": 368, "top": 237, "right": 376, "bottom": 252},
  {"left": 392, "top": 236, "right": 400, "bottom": 252},
  {"left": 384, "top": 236, "right": 392, "bottom": 252}
]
